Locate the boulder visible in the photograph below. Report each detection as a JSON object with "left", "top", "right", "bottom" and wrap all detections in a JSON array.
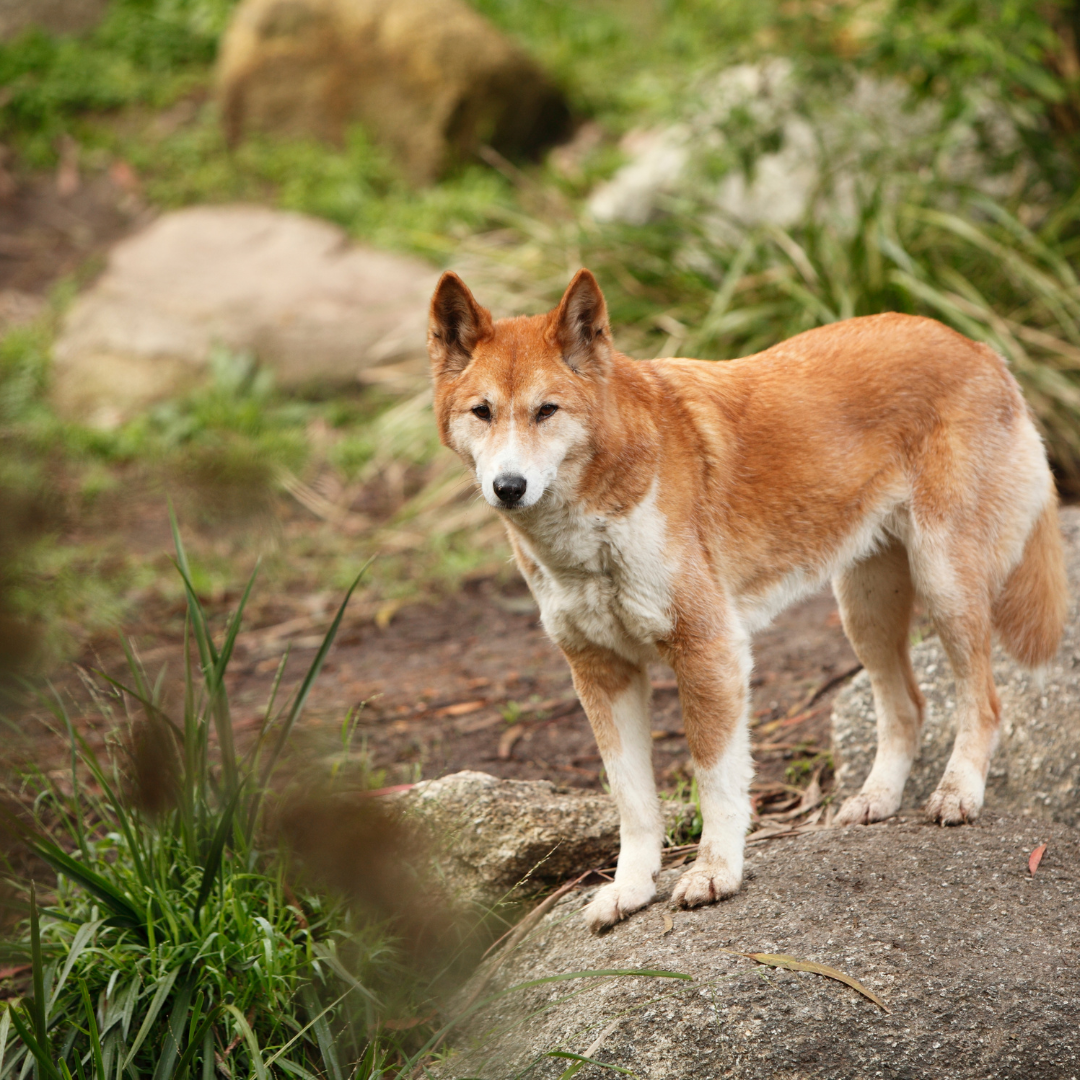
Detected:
[
  {"left": 833, "top": 506, "right": 1080, "bottom": 824},
  {"left": 51, "top": 205, "right": 439, "bottom": 427},
  {"left": 400, "top": 771, "right": 694, "bottom": 907},
  {"left": 0, "top": 0, "right": 107, "bottom": 39},
  {"left": 588, "top": 60, "right": 1019, "bottom": 230},
  {"left": 215, "top": 0, "right": 572, "bottom": 185},
  {"left": 443, "top": 816, "right": 1080, "bottom": 1078}
]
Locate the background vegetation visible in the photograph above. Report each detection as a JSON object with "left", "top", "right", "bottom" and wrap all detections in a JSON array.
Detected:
[{"left": 2, "top": 0, "right": 1080, "bottom": 660}]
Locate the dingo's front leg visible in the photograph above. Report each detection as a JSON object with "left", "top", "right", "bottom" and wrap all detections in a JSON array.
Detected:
[
  {"left": 564, "top": 646, "right": 662, "bottom": 932},
  {"left": 662, "top": 631, "right": 753, "bottom": 909}
]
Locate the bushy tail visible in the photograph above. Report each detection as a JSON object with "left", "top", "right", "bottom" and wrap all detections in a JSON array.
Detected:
[{"left": 992, "top": 500, "right": 1068, "bottom": 668}]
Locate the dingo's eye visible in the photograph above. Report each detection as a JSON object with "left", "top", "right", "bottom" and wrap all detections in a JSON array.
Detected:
[
  {"left": 537, "top": 403, "right": 558, "bottom": 421},
  {"left": 472, "top": 403, "right": 492, "bottom": 421}
]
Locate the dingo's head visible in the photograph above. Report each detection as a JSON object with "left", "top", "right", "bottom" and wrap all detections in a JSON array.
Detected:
[{"left": 428, "top": 269, "right": 612, "bottom": 512}]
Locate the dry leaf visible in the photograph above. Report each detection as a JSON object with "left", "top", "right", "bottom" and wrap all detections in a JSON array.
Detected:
[
  {"left": 740, "top": 952, "right": 889, "bottom": 1013},
  {"left": 662, "top": 914, "right": 674, "bottom": 935},
  {"left": 498, "top": 725, "right": 524, "bottom": 760},
  {"left": 435, "top": 699, "right": 486, "bottom": 717},
  {"left": 1029, "top": 843, "right": 1047, "bottom": 876},
  {"left": 374, "top": 598, "right": 405, "bottom": 630}
]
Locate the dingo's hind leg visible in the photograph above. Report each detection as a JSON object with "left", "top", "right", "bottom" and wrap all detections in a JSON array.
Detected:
[
  {"left": 922, "top": 607, "right": 999, "bottom": 825},
  {"left": 833, "top": 536, "right": 924, "bottom": 826},
  {"left": 908, "top": 528, "right": 1001, "bottom": 824}
]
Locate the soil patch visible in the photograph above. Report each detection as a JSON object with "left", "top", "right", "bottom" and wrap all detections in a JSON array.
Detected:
[{"left": 23, "top": 557, "right": 862, "bottom": 802}]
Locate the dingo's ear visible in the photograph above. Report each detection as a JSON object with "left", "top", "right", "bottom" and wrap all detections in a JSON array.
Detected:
[
  {"left": 428, "top": 272, "right": 492, "bottom": 379},
  {"left": 552, "top": 269, "right": 611, "bottom": 376}
]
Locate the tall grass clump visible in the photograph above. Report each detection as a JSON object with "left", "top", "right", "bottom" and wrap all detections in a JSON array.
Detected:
[
  {"left": 0, "top": 508, "right": 697, "bottom": 1079},
  {"left": 0, "top": 516, "right": 434, "bottom": 1078}
]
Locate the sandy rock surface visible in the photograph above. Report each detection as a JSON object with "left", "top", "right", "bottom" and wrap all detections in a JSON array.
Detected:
[
  {"left": 401, "top": 771, "right": 693, "bottom": 907},
  {"left": 833, "top": 506, "right": 1080, "bottom": 825},
  {"left": 443, "top": 816, "right": 1079, "bottom": 1079},
  {"left": 52, "top": 205, "right": 438, "bottom": 426},
  {"left": 216, "top": 0, "right": 570, "bottom": 184}
]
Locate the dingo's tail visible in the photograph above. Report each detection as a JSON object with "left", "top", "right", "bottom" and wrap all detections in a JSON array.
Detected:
[{"left": 992, "top": 500, "right": 1068, "bottom": 668}]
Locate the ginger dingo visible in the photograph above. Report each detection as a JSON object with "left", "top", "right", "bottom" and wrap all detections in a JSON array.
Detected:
[{"left": 428, "top": 269, "right": 1066, "bottom": 932}]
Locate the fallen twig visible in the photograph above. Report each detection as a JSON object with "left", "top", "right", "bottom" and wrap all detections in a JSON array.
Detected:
[{"left": 787, "top": 663, "right": 864, "bottom": 717}]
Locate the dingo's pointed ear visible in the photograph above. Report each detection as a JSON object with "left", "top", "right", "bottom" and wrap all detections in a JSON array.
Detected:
[
  {"left": 552, "top": 269, "right": 611, "bottom": 376},
  {"left": 429, "top": 272, "right": 492, "bottom": 379}
]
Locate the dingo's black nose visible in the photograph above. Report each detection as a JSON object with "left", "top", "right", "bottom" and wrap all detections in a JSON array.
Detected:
[{"left": 494, "top": 474, "right": 527, "bottom": 504}]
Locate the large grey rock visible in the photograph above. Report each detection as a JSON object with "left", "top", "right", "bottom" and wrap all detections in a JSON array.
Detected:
[
  {"left": 401, "top": 771, "right": 693, "bottom": 907},
  {"left": 589, "top": 60, "right": 1020, "bottom": 230},
  {"left": 215, "top": 0, "right": 571, "bottom": 185},
  {"left": 833, "top": 506, "right": 1080, "bottom": 824},
  {"left": 52, "top": 205, "right": 438, "bottom": 426},
  {"left": 0, "top": 0, "right": 107, "bottom": 39},
  {"left": 443, "top": 817, "right": 1080, "bottom": 1079}
]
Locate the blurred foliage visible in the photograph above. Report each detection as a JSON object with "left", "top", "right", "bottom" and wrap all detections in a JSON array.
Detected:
[
  {"left": 864, "top": 0, "right": 1072, "bottom": 118},
  {"left": 1, "top": 0, "right": 1080, "bottom": 659},
  {"left": 0, "top": 0, "right": 235, "bottom": 162}
]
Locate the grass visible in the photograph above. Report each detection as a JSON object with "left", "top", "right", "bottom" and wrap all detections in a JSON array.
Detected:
[
  {"left": 0, "top": 519, "right": 409, "bottom": 1078},
  {"left": 0, "top": 521, "right": 695, "bottom": 1078}
]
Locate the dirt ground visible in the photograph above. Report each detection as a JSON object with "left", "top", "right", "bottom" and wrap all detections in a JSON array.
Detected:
[
  {"left": 3, "top": 157, "right": 864, "bottom": 816},
  {"left": 29, "top": 538, "right": 863, "bottom": 810},
  {"left": 0, "top": 154, "right": 146, "bottom": 301}
]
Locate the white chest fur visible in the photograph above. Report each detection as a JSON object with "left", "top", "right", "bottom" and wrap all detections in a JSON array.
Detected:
[{"left": 513, "top": 480, "right": 674, "bottom": 660}]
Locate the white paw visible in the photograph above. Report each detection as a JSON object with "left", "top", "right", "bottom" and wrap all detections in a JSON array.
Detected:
[
  {"left": 833, "top": 787, "right": 902, "bottom": 826},
  {"left": 671, "top": 861, "right": 742, "bottom": 909},
  {"left": 925, "top": 776, "right": 983, "bottom": 825},
  {"left": 582, "top": 879, "right": 656, "bottom": 933}
]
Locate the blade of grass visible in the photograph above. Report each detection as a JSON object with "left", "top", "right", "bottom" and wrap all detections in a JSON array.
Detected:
[
  {"left": 221, "top": 1005, "right": 268, "bottom": 1080},
  {"left": 30, "top": 842, "right": 143, "bottom": 928},
  {"left": 259, "top": 562, "right": 370, "bottom": 789},
  {"left": 28, "top": 885, "right": 47, "bottom": 1037},
  {"left": 78, "top": 980, "right": 105, "bottom": 1080},
  {"left": 0, "top": 1004, "right": 11, "bottom": 1080},
  {"left": 53, "top": 692, "right": 90, "bottom": 863},
  {"left": 121, "top": 968, "right": 179, "bottom": 1072},
  {"left": 192, "top": 785, "right": 242, "bottom": 923},
  {"left": 547, "top": 1051, "right": 637, "bottom": 1078},
  {"left": 172, "top": 1006, "right": 221, "bottom": 1080},
  {"left": 168, "top": 501, "right": 217, "bottom": 671},
  {"left": 5, "top": 1009, "right": 60, "bottom": 1080},
  {"left": 53, "top": 919, "right": 103, "bottom": 1003},
  {"left": 151, "top": 974, "right": 195, "bottom": 1080}
]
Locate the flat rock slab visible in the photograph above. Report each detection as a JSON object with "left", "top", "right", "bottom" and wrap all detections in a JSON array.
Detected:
[
  {"left": 52, "top": 205, "right": 438, "bottom": 427},
  {"left": 833, "top": 506, "right": 1080, "bottom": 824},
  {"left": 444, "top": 817, "right": 1080, "bottom": 1079},
  {"left": 401, "top": 771, "right": 692, "bottom": 907}
]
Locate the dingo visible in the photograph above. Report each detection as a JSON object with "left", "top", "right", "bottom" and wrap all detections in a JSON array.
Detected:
[{"left": 428, "top": 269, "right": 1066, "bottom": 932}]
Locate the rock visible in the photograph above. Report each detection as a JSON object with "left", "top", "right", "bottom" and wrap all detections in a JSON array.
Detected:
[
  {"left": 0, "top": 0, "right": 107, "bottom": 40},
  {"left": 400, "top": 771, "right": 694, "bottom": 907},
  {"left": 51, "top": 205, "right": 439, "bottom": 427},
  {"left": 833, "top": 506, "right": 1080, "bottom": 824},
  {"left": 588, "top": 59, "right": 1019, "bottom": 231},
  {"left": 443, "top": 816, "right": 1080, "bottom": 1078},
  {"left": 215, "top": 0, "right": 571, "bottom": 185}
]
